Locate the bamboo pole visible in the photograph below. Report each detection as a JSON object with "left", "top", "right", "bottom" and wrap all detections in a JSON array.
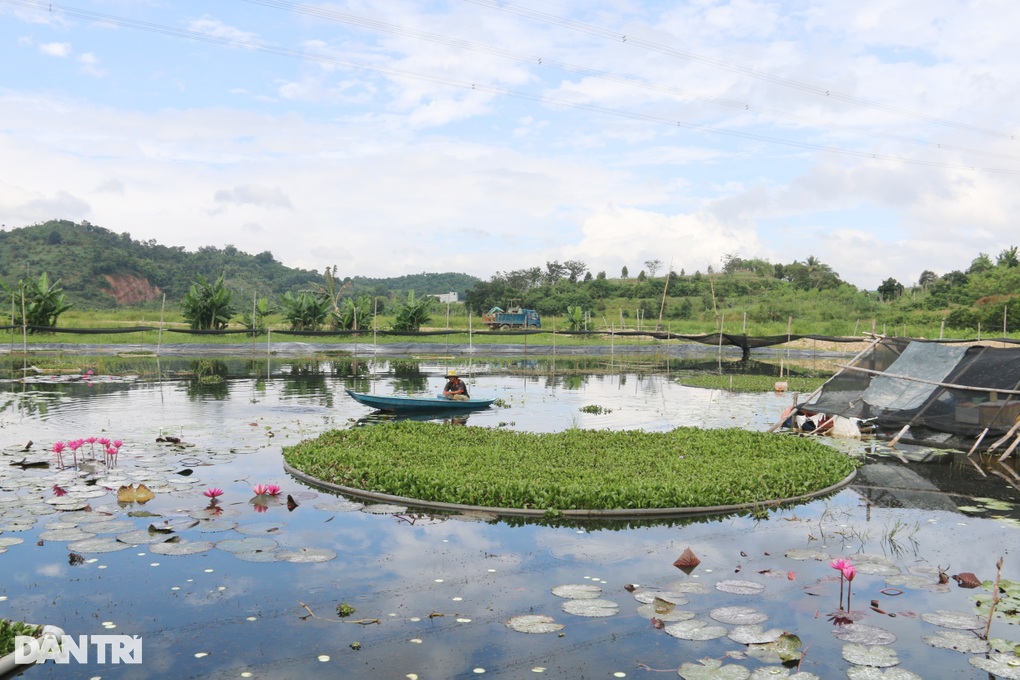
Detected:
[
  {"left": 967, "top": 428, "right": 989, "bottom": 457},
  {"left": 767, "top": 335, "right": 884, "bottom": 432},
  {"left": 157, "top": 293, "right": 165, "bottom": 357},
  {"left": 998, "top": 434, "right": 1020, "bottom": 462},
  {"left": 989, "top": 419, "right": 1020, "bottom": 452}
]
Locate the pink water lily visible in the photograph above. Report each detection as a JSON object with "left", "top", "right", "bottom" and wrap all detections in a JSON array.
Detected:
[
  {"left": 105, "top": 445, "right": 119, "bottom": 466},
  {"left": 203, "top": 487, "right": 224, "bottom": 499},
  {"left": 112, "top": 440, "right": 123, "bottom": 449},
  {"left": 266, "top": 484, "right": 282, "bottom": 497},
  {"left": 831, "top": 557, "right": 855, "bottom": 610},
  {"left": 51, "top": 441, "right": 66, "bottom": 467},
  {"left": 252, "top": 484, "right": 270, "bottom": 496},
  {"left": 830, "top": 558, "right": 852, "bottom": 572},
  {"left": 98, "top": 437, "right": 111, "bottom": 447},
  {"left": 842, "top": 565, "right": 856, "bottom": 582}
]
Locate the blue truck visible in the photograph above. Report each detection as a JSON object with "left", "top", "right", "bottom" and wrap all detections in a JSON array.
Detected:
[{"left": 482, "top": 305, "right": 541, "bottom": 330}]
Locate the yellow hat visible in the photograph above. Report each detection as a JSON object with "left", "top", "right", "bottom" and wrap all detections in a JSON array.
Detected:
[{"left": 446, "top": 370, "right": 458, "bottom": 377}]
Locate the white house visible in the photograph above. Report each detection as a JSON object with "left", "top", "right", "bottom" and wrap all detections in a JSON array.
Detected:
[{"left": 434, "top": 292, "right": 459, "bottom": 304}]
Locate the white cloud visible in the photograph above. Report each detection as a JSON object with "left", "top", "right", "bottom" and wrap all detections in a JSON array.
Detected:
[
  {"left": 213, "top": 185, "right": 294, "bottom": 210},
  {"left": 78, "top": 52, "right": 105, "bottom": 77},
  {"left": 39, "top": 41, "right": 71, "bottom": 57}
]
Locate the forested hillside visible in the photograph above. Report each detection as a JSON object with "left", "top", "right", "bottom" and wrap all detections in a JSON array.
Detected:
[{"left": 0, "top": 220, "right": 479, "bottom": 309}]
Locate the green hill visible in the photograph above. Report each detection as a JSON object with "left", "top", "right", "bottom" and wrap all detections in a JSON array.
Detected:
[{"left": 0, "top": 220, "right": 480, "bottom": 309}]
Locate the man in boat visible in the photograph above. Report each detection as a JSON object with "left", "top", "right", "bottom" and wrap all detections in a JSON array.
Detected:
[{"left": 443, "top": 370, "right": 470, "bottom": 401}]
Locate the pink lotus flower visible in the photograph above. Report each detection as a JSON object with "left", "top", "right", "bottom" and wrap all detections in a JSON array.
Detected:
[
  {"left": 51, "top": 441, "right": 66, "bottom": 467},
  {"left": 52, "top": 484, "right": 67, "bottom": 497},
  {"left": 203, "top": 487, "right": 224, "bottom": 499},
  {"left": 252, "top": 484, "right": 270, "bottom": 496},
  {"left": 112, "top": 440, "right": 123, "bottom": 449},
  {"left": 830, "top": 558, "right": 852, "bottom": 572},
  {"left": 842, "top": 565, "right": 856, "bottom": 582},
  {"left": 98, "top": 437, "right": 111, "bottom": 447},
  {"left": 266, "top": 484, "right": 282, "bottom": 497}
]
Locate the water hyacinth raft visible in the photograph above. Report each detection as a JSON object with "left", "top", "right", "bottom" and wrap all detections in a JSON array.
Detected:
[{"left": 283, "top": 422, "right": 859, "bottom": 513}]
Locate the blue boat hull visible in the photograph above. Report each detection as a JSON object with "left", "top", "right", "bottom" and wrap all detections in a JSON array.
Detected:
[{"left": 345, "top": 389, "right": 494, "bottom": 412}]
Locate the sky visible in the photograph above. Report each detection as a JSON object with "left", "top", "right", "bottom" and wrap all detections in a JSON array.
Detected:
[{"left": 2, "top": 0, "right": 1020, "bottom": 291}]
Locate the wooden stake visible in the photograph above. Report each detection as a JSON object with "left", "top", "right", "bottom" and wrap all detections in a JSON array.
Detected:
[{"left": 999, "top": 433, "right": 1020, "bottom": 462}]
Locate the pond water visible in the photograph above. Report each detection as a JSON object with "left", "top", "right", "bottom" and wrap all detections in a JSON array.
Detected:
[{"left": 0, "top": 352, "right": 1019, "bottom": 680}]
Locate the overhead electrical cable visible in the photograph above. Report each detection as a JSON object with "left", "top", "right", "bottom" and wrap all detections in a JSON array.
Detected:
[{"left": 4, "top": 0, "right": 1018, "bottom": 175}]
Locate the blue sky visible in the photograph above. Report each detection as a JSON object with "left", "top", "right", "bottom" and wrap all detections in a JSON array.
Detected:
[{"left": 2, "top": 0, "right": 1019, "bottom": 290}]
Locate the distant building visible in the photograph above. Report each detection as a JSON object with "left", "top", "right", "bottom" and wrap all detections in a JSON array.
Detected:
[{"left": 434, "top": 292, "right": 459, "bottom": 304}]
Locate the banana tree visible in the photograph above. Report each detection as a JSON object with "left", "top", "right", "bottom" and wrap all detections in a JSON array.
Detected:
[
  {"left": 181, "top": 274, "right": 236, "bottom": 330},
  {"left": 391, "top": 290, "right": 434, "bottom": 332},
  {"left": 279, "top": 291, "right": 331, "bottom": 331},
  {"left": 2, "top": 271, "right": 73, "bottom": 330}
]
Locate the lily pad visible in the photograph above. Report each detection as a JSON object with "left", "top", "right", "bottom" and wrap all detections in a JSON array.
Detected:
[
  {"left": 506, "top": 614, "right": 564, "bottom": 634},
  {"left": 841, "top": 643, "right": 900, "bottom": 668},
  {"left": 749, "top": 668, "right": 819, "bottom": 679},
  {"left": 784, "top": 548, "right": 830, "bottom": 561},
  {"left": 920, "top": 609, "right": 983, "bottom": 630},
  {"left": 832, "top": 624, "right": 897, "bottom": 645},
  {"left": 665, "top": 619, "right": 728, "bottom": 641},
  {"left": 969, "top": 653, "right": 1020, "bottom": 680},
  {"left": 116, "top": 529, "right": 174, "bottom": 545},
  {"left": 728, "top": 625, "right": 784, "bottom": 645},
  {"left": 67, "top": 537, "right": 136, "bottom": 553},
  {"left": 715, "top": 580, "right": 766, "bottom": 595},
  {"left": 633, "top": 589, "right": 689, "bottom": 606},
  {"left": 277, "top": 547, "right": 337, "bottom": 563},
  {"left": 551, "top": 584, "right": 602, "bottom": 600},
  {"left": 747, "top": 633, "right": 804, "bottom": 664},
  {"left": 636, "top": 604, "right": 695, "bottom": 621},
  {"left": 846, "top": 668, "right": 922, "bottom": 680},
  {"left": 711, "top": 606, "right": 768, "bottom": 625},
  {"left": 149, "top": 540, "right": 215, "bottom": 555},
  {"left": 678, "top": 657, "right": 750, "bottom": 679},
  {"left": 561, "top": 598, "right": 619, "bottom": 617},
  {"left": 921, "top": 630, "right": 990, "bottom": 654},
  {"left": 216, "top": 537, "right": 279, "bottom": 553}
]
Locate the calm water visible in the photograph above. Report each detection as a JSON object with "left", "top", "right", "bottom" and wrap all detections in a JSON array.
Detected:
[{"left": 0, "top": 354, "right": 1018, "bottom": 679}]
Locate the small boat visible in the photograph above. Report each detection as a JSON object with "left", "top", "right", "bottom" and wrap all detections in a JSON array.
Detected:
[{"left": 344, "top": 388, "right": 495, "bottom": 412}]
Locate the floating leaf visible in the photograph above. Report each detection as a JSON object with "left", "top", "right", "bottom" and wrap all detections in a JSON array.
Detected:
[
  {"left": 711, "top": 606, "right": 768, "bottom": 625},
  {"left": 832, "top": 624, "right": 897, "bottom": 645},
  {"left": 728, "top": 625, "right": 784, "bottom": 645},
  {"left": 551, "top": 584, "right": 602, "bottom": 600},
  {"left": 921, "top": 630, "right": 990, "bottom": 654},
  {"left": 748, "top": 633, "right": 803, "bottom": 664},
  {"left": 841, "top": 643, "right": 900, "bottom": 668},
  {"left": 677, "top": 657, "right": 749, "bottom": 679},
  {"left": 846, "top": 668, "right": 922, "bottom": 680},
  {"left": 117, "top": 484, "right": 155, "bottom": 503},
  {"left": 715, "top": 580, "right": 766, "bottom": 595},
  {"left": 277, "top": 547, "right": 337, "bottom": 563},
  {"left": 969, "top": 653, "right": 1020, "bottom": 680},
  {"left": 633, "top": 590, "right": 689, "bottom": 606},
  {"left": 561, "top": 599, "right": 619, "bottom": 617},
  {"left": 674, "top": 547, "right": 701, "bottom": 571},
  {"left": 665, "top": 619, "right": 728, "bottom": 641},
  {"left": 749, "top": 667, "right": 820, "bottom": 679},
  {"left": 636, "top": 604, "right": 694, "bottom": 621},
  {"left": 920, "top": 610, "right": 983, "bottom": 630},
  {"left": 506, "top": 615, "right": 564, "bottom": 634},
  {"left": 784, "top": 548, "right": 830, "bottom": 561},
  {"left": 149, "top": 540, "right": 214, "bottom": 555}
]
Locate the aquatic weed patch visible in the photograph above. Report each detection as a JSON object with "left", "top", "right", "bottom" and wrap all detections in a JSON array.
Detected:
[
  {"left": 283, "top": 422, "right": 857, "bottom": 510},
  {"left": 677, "top": 373, "right": 827, "bottom": 393}
]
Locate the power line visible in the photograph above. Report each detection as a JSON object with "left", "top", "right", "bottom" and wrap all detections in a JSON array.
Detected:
[{"left": 4, "top": 0, "right": 1019, "bottom": 175}]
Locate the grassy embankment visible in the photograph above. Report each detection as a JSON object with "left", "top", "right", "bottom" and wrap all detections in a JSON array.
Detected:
[{"left": 283, "top": 421, "right": 859, "bottom": 512}]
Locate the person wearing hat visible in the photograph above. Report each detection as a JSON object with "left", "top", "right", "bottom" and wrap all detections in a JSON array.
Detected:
[{"left": 443, "top": 370, "right": 470, "bottom": 401}]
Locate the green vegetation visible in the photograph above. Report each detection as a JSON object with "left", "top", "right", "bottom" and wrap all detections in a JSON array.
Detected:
[
  {"left": 677, "top": 374, "right": 828, "bottom": 393},
  {"left": 283, "top": 422, "right": 858, "bottom": 511},
  {"left": 2, "top": 220, "right": 1018, "bottom": 341},
  {"left": 180, "top": 273, "right": 236, "bottom": 330},
  {"left": 1, "top": 271, "right": 72, "bottom": 330},
  {"left": 0, "top": 619, "right": 40, "bottom": 656}
]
